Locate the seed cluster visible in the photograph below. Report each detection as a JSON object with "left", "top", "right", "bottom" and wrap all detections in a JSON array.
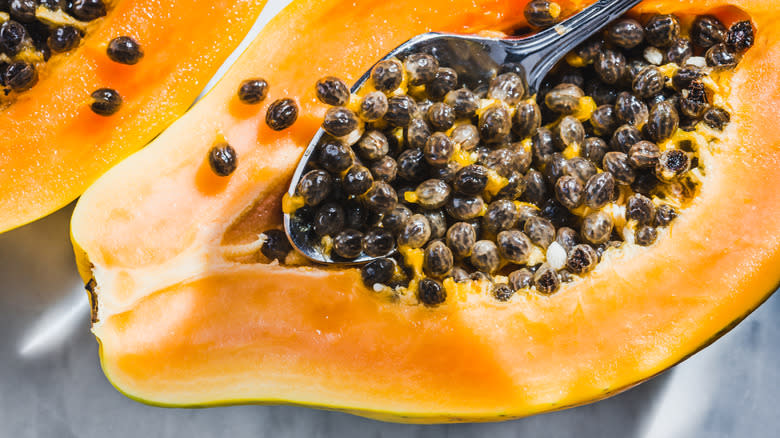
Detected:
[
  {"left": 0, "top": 1, "right": 144, "bottom": 116},
  {"left": 276, "top": 11, "right": 753, "bottom": 306}
]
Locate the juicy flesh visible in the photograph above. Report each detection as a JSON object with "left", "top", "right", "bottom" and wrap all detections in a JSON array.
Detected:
[{"left": 70, "top": 0, "right": 780, "bottom": 420}]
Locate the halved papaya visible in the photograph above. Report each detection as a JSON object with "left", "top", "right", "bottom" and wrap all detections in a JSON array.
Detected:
[
  {"left": 0, "top": 0, "right": 267, "bottom": 233},
  {"left": 71, "top": 0, "right": 780, "bottom": 422}
]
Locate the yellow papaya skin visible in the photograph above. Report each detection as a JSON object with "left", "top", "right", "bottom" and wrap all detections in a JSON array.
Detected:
[{"left": 71, "top": 0, "right": 780, "bottom": 422}]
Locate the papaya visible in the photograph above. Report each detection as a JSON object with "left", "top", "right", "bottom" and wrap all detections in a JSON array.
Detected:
[
  {"left": 0, "top": 0, "right": 267, "bottom": 233},
  {"left": 71, "top": 0, "right": 780, "bottom": 422}
]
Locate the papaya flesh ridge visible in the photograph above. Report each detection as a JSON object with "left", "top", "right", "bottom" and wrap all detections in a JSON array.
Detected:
[
  {"left": 71, "top": 0, "right": 780, "bottom": 422},
  {"left": 0, "top": 0, "right": 268, "bottom": 233}
]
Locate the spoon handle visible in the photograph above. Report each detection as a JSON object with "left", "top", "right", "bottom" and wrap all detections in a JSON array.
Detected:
[{"left": 502, "top": 0, "right": 643, "bottom": 93}]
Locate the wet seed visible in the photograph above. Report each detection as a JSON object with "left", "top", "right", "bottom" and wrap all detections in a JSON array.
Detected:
[
  {"left": 610, "top": 124, "right": 643, "bottom": 153},
  {"left": 363, "top": 227, "right": 395, "bottom": 257},
  {"left": 426, "top": 102, "right": 455, "bottom": 132},
  {"left": 317, "top": 140, "right": 353, "bottom": 173},
  {"left": 726, "top": 20, "right": 754, "bottom": 53},
  {"left": 405, "top": 117, "right": 432, "bottom": 150},
  {"left": 384, "top": 95, "right": 417, "bottom": 127},
  {"left": 644, "top": 14, "right": 680, "bottom": 47},
  {"left": 524, "top": 0, "right": 562, "bottom": 28},
  {"left": 586, "top": 79, "right": 619, "bottom": 105},
  {"left": 413, "top": 178, "right": 450, "bottom": 209},
  {"left": 397, "top": 148, "right": 429, "bottom": 182},
  {"left": 237, "top": 78, "right": 269, "bottom": 104},
  {"left": 315, "top": 76, "right": 349, "bottom": 106},
  {"left": 595, "top": 48, "right": 627, "bottom": 85},
  {"left": 532, "top": 127, "right": 555, "bottom": 167},
  {"left": 48, "top": 25, "right": 81, "bottom": 53},
  {"left": 635, "top": 225, "right": 658, "bottom": 246},
  {"left": 444, "top": 87, "right": 479, "bottom": 118},
  {"left": 89, "top": 87, "right": 122, "bottom": 116},
  {"left": 424, "top": 210, "right": 448, "bottom": 240},
  {"left": 554, "top": 175, "right": 584, "bottom": 210},
  {"left": 524, "top": 216, "right": 555, "bottom": 248},
  {"left": 628, "top": 140, "right": 661, "bottom": 168},
  {"left": 107, "top": 36, "right": 143, "bottom": 65},
  {"left": 566, "top": 244, "right": 598, "bottom": 274},
  {"left": 555, "top": 227, "right": 579, "bottom": 253},
  {"left": 404, "top": 53, "right": 439, "bottom": 86},
  {"left": 691, "top": 16, "right": 726, "bottom": 48},
  {"left": 297, "top": 170, "right": 332, "bottom": 206},
  {"left": 615, "top": 92, "right": 649, "bottom": 127},
  {"left": 208, "top": 143, "right": 237, "bottom": 177},
  {"left": 672, "top": 66, "right": 703, "bottom": 91},
  {"left": 450, "top": 123, "right": 480, "bottom": 151},
  {"left": 645, "top": 100, "right": 679, "bottom": 142},
  {"left": 603, "top": 151, "right": 636, "bottom": 185},
  {"left": 495, "top": 171, "right": 527, "bottom": 200},
  {"left": 333, "top": 229, "right": 364, "bottom": 259},
  {"left": 666, "top": 38, "right": 692, "bottom": 65},
  {"left": 260, "top": 229, "right": 292, "bottom": 262},
  {"left": 703, "top": 106, "right": 730, "bottom": 131},
  {"left": 632, "top": 67, "right": 665, "bottom": 98},
  {"left": 655, "top": 204, "right": 678, "bottom": 226},
  {"left": 705, "top": 43, "right": 737, "bottom": 70},
  {"left": 564, "top": 157, "right": 597, "bottom": 183},
  {"left": 424, "top": 240, "right": 454, "bottom": 278},
  {"left": 470, "top": 240, "right": 501, "bottom": 274},
  {"left": 382, "top": 205, "right": 412, "bottom": 234},
  {"left": 483, "top": 199, "right": 519, "bottom": 235},
  {"left": 484, "top": 148, "right": 521, "bottom": 178},
  {"left": 358, "top": 91, "right": 389, "bottom": 122},
  {"left": 626, "top": 193, "right": 656, "bottom": 225},
  {"left": 581, "top": 211, "right": 613, "bottom": 244},
  {"left": 355, "top": 130, "right": 389, "bottom": 161},
  {"left": 523, "top": 170, "right": 548, "bottom": 206},
  {"left": 447, "top": 195, "right": 485, "bottom": 221},
  {"left": 364, "top": 181, "right": 398, "bottom": 213},
  {"left": 432, "top": 161, "right": 461, "bottom": 184},
  {"left": 0, "top": 20, "right": 27, "bottom": 56},
  {"left": 509, "top": 268, "right": 533, "bottom": 290},
  {"left": 450, "top": 267, "right": 470, "bottom": 283},
  {"left": 343, "top": 165, "right": 373, "bottom": 195},
  {"left": 544, "top": 83, "right": 583, "bottom": 114},
  {"left": 398, "top": 214, "right": 431, "bottom": 248},
  {"left": 361, "top": 258, "right": 395, "bottom": 287},
  {"left": 423, "top": 132, "right": 454, "bottom": 166},
  {"left": 371, "top": 58, "right": 403, "bottom": 92},
  {"left": 584, "top": 172, "right": 615, "bottom": 209},
  {"left": 322, "top": 106, "right": 359, "bottom": 137},
  {"left": 679, "top": 80, "right": 709, "bottom": 118},
  {"left": 418, "top": 278, "right": 446, "bottom": 306},
  {"left": 554, "top": 116, "right": 584, "bottom": 150},
  {"left": 314, "top": 202, "right": 345, "bottom": 237},
  {"left": 488, "top": 72, "right": 526, "bottom": 105},
  {"left": 266, "top": 98, "right": 298, "bottom": 130},
  {"left": 427, "top": 67, "right": 459, "bottom": 101},
  {"left": 497, "top": 229, "right": 533, "bottom": 264},
  {"left": 607, "top": 18, "right": 644, "bottom": 49},
  {"left": 533, "top": 263, "right": 560, "bottom": 294},
  {"left": 512, "top": 100, "right": 542, "bottom": 138},
  {"left": 453, "top": 164, "right": 488, "bottom": 196},
  {"left": 582, "top": 137, "right": 608, "bottom": 165},
  {"left": 446, "top": 222, "right": 477, "bottom": 259},
  {"left": 655, "top": 149, "right": 690, "bottom": 181},
  {"left": 478, "top": 104, "right": 511, "bottom": 143},
  {"left": 492, "top": 283, "right": 515, "bottom": 301},
  {"left": 590, "top": 105, "right": 617, "bottom": 136}
]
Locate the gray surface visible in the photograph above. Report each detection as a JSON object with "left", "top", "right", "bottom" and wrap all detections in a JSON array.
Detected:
[
  {"left": 1, "top": 205, "right": 778, "bottom": 438},
  {"left": 1, "top": 1, "right": 779, "bottom": 436}
]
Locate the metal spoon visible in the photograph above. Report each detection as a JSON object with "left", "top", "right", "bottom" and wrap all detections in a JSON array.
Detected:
[{"left": 284, "top": 0, "right": 641, "bottom": 265}]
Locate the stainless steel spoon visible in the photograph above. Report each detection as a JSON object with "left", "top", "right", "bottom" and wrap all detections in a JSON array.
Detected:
[{"left": 284, "top": 0, "right": 642, "bottom": 265}]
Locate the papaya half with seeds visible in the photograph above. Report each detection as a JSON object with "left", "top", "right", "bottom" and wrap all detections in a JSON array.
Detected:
[
  {"left": 0, "top": 0, "right": 267, "bottom": 233},
  {"left": 71, "top": 0, "right": 779, "bottom": 422}
]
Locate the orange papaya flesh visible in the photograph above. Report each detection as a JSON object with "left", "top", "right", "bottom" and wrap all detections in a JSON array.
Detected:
[
  {"left": 0, "top": 0, "right": 268, "bottom": 234},
  {"left": 71, "top": 0, "right": 780, "bottom": 422}
]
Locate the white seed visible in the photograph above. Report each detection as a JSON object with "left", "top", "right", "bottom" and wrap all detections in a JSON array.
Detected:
[
  {"left": 686, "top": 56, "right": 707, "bottom": 68},
  {"left": 546, "top": 241, "right": 567, "bottom": 270},
  {"left": 373, "top": 283, "right": 385, "bottom": 292},
  {"left": 644, "top": 46, "right": 664, "bottom": 65}
]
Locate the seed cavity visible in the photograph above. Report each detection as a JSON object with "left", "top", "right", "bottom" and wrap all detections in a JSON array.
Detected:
[{"left": 280, "top": 9, "right": 749, "bottom": 305}]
